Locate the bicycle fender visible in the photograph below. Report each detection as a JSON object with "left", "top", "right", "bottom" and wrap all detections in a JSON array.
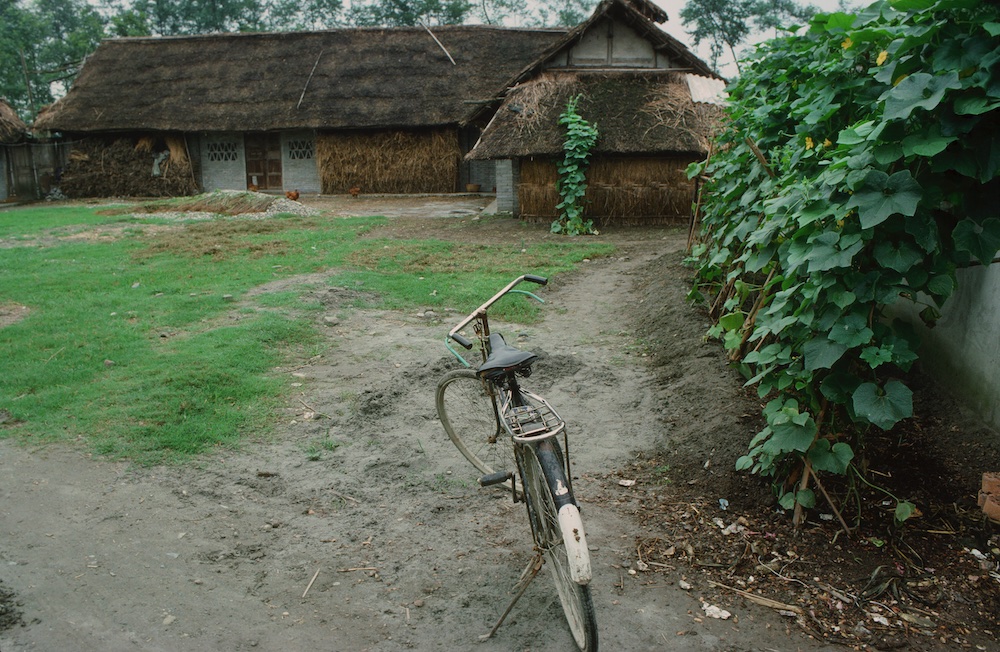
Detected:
[{"left": 557, "top": 504, "right": 592, "bottom": 585}]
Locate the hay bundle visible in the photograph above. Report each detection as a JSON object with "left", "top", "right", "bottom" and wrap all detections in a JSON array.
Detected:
[
  {"left": 60, "top": 136, "right": 198, "bottom": 198},
  {"left": 517, "top": 156, "right": 696, "bottom": 226},
  {"left": 317, "top": 128, "right": 460, "bottom": 194}
]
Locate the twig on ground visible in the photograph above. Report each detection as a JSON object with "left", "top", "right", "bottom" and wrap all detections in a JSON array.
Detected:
[
  {"left": 708, "top": 580, "right": 803, "bottom": 614},
  {"left": 302, "top": 567, "right": 321, "bottom": 598}
]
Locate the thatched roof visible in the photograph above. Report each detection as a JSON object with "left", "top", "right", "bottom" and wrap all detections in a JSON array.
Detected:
[
  {"left": 0, "top": 99, "right": 28, "bottom": 143},
  {"left": 466, "top": 71, "right": 722, "bottom": 160},
  {"left": 34, "top": 26, "right": 566, "bottom": 134}
]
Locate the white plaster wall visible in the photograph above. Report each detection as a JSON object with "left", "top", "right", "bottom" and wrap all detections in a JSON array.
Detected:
[
  {"left": 894, "top": 263, "right": 1000, "bottom": 430},
  {"left": 564, "top": 18, "right": 663, "bottom": 68},
  {"left": 281, "top": 131, "right": 321, "bottom": 194}
]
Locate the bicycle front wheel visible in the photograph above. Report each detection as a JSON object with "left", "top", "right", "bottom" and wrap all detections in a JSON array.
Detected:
[
  {"left": 521, "top": 441, "right": 598, "bottom": 652},
  {"left": 436, "top": 369, "right": 514, "bottom": 477}
]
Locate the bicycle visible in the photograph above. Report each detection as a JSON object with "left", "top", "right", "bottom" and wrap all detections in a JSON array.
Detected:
[{"left": 435, "top": 274, "right": 598, "bottom": 652}]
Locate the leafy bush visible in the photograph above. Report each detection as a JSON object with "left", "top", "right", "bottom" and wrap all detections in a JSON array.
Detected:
[{"left": 690, "top": 0, "right": 1000, "bottom": 522}]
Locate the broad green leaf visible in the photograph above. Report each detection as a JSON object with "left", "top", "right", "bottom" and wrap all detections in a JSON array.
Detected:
[
  {"left": 828, "top": 289, "right": 857, "bottom": 309},
  {"left": 953, "top": 218, "right": 1000, "bottom": 265},
  {"left": 846, "top": 170, "right": 923, "bottom": 229},
  {"left": 719, "top": 312, "right": 746, "bottom": 331},
  {"left": 829, "top": 312, "right": 874, "bottom": 347},
  {"left": 902, "top": 128, "right": 956, "bottom": 157},
  {"left": 926, "top": 273, "right": 955, "bottom": 298},
  {"left": 860, "top": 345, "right": 893, "bottom": 368},
  {"left": 874, "top": 240, "right": 924, "bottom": 273},
  {"left": 894, "top": 501, "right": 916, "bottom": 523},
  {"left": 954, "top": 95, "right": 1000, "bottom": 116},
  {"left": 803, "top": 337, "right": 849, "bottom": 370},
  {"left": 796, "top": 489, "right": 816, "bottom": 508},
  {"left": 905, "top": 216, "right": 940, "bottom": 253},
  {"left": 808, "top": 440, "right": 854, "bottom": 474},
  {"left": 852, "top": 380, "right": 913, "bottom": 430},
  {"left": 779, "top": 492, "right": 796, "bottom": 510},
  {"left": 764, "top": 404, "right": 817, "bottom": 454},
  {"left": 881, "top": 71, "right": 961, "bottom": 121}
]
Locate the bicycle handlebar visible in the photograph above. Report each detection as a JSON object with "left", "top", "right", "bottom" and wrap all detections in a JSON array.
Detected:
[{"left": 447, "top": 274, "right": 548, "bottom": 349}]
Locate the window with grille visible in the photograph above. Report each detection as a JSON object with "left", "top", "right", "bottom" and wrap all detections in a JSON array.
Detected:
[
  {"left": 207, "top": 141, "right": 238, "bottom": 162},
  {"left": 288, "top": 140, "right": 314, "bottom": 160}
]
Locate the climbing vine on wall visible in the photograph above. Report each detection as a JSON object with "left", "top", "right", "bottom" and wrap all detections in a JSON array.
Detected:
[
  {"left": 552, "top": 94, "right": 599, "bottom": 236},
  {"left": 689, "top": 0, "right": 1000, "bottom": 526}
]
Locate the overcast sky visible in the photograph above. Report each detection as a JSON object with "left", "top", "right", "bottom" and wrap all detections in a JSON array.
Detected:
[{"left": 647, "top": 0, "right": 857, "bottom": 78}]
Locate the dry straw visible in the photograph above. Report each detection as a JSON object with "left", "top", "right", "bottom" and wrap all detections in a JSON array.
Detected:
[{"left": 317, "top": 129, "right": 460, "bottom": 194}]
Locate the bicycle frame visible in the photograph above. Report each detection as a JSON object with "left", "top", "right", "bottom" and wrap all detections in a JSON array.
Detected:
[
  {"left": 444, "top": 274, "right": 546, "bottom": 368},
  {"left": 443, "top": 274, "right": 590, "bottom": 584}
]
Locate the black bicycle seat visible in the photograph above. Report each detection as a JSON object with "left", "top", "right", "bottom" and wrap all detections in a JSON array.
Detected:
[{"left": 478, "top": 333, "right": 537, "bottom": 379}]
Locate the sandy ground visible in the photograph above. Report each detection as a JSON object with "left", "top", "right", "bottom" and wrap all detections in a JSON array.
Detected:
[{"left": 1, "top": 195, "right": 984, "bottom": 652}]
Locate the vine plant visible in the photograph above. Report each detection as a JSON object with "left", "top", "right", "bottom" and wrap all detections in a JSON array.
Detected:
[
  {"left": 552, "top": 94, "right": 599, "bottom": 236},
  {"left": 689, "top": 0, "right": 1000, "bottom": 527}
]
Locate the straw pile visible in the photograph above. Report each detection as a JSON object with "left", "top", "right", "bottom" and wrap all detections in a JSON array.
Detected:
[
  {"left": 317, "top": 129, "right": 460, "bottom": 194},
  {"left": 60, "top": 136, "right": 198, "bottom": 198},
  {"left": 517, "top": 155, "right": 696, "bottom": 226}
]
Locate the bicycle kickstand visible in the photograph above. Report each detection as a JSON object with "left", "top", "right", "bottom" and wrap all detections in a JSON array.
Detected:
[{"left": 478, "top": 552, "right": 544, "bottom": 642}]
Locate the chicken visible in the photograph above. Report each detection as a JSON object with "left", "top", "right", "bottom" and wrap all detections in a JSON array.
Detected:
[
  {"left": 285, "top": 189, "right": 300, "bottom": 201},
  {"left": 349, "top": 186, "right": 361, "bottom": 198},
  {"left": 248, "top": 183, "right": 259, "bottom": 192}
]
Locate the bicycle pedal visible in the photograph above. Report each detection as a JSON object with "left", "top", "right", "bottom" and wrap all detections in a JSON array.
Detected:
[{"left": 479, "top": 471, "right": 513, "bottom": 487}]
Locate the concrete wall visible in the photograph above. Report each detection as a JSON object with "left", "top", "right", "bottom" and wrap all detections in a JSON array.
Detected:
[
  {"left": 896, "top": 263, "right": 1000, "bottom": 429},
  {"left": 199, "top": 132, "right": 246, "bottom": 191},
  {"left": 494, "top": 159, "right": 519, "bottom": 214},
  {"left": 281, "top": 131, "right": 320, "bottom": 194}
]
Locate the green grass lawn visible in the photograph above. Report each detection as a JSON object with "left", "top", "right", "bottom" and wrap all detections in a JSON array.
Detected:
[{"left": 0, "top": 200, "right": 612, "bottom": 463}]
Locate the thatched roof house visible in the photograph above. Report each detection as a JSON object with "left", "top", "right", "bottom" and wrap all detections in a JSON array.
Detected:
[
  {"left": 466, "top": 0, "right": 724, "bottom": 224},
  {"left": 33, "top": 26, "right": 567, "bottom": 197},
  {"left": 34, "top": 27, "right": 565, "bottom": 134},
  {"left": 29, "top": 0, "right": 721, "bottom": 213}
]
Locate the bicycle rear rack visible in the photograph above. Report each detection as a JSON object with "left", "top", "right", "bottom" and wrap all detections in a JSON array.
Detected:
[{"left": 502, "top": 391, "right": 565, "bottom": 442}]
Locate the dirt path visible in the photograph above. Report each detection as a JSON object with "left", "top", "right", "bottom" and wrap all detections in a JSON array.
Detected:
[
  {"left": 0, "top": 207, "right": 841, "bottom": 652},
  {"left": 3, "top": 197, "right": 996, "bottom": 652}
]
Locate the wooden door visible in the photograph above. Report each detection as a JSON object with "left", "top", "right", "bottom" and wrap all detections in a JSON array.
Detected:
[{"left": 244, "top": 134, "right": 282, "bottom": 190}]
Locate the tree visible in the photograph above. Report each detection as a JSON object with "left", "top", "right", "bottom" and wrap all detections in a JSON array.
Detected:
[
  {"left": 347, "top": 0, "right": 473, "bottom": 26},
  {"left": 527, "top": 0, "right": 597, "bottom": 27},
  {"left": 680, "top": 0, "right": 817, "bottom": 74},
  {"left": 0, "top": 0, "right": 105, "bottom": 120}
]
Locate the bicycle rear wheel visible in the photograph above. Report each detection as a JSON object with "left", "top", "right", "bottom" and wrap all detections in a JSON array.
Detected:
[
  {"left": 521, "top": 441, "right": 598, "bottom": 652},
  {"left": 436, "top": 369, "right": 514, "bottom": 476}
]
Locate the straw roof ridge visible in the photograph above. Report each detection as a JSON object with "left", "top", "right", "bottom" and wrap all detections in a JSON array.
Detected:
[{"left": 34, "top": 25, "right": 569, "bottom": 134}]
